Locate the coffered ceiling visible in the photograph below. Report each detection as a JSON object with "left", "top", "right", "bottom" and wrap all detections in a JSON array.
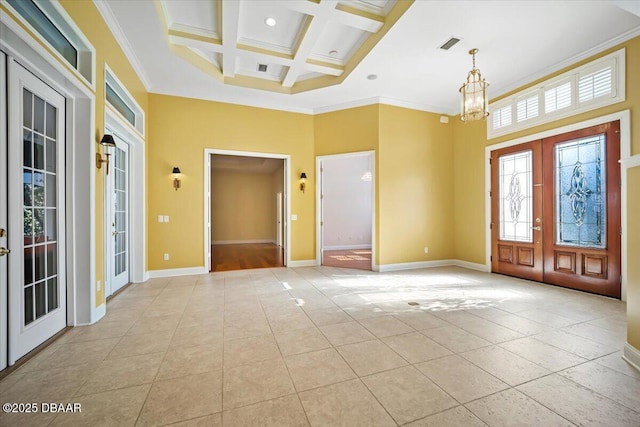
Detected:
[
  {"left": 157, "top": 0, "right": 405, "bottom": 94},
  {"left": 96, "top": 0, "right": 640, "bottom": 115}
]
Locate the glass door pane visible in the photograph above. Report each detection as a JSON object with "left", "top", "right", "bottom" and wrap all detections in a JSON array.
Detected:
[
  {"left": 22, "top": 89, "right": 59, "bottom": 326},
  {"left": 499, "top": 150, "right": 533, "bottom": 242}
]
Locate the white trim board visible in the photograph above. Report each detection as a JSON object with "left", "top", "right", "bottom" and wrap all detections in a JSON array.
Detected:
[
  {"left": 622, "top": 343, "right": 640, "bottom": 373},
  {"left": 288, "top": 260, "right": 318, "bottom": 268},
  {"left": 324, "top": 245, "right": 372, "bottom": 251},
  {"left": 147, "top": 267, "right": 208, "bottom": 279},
  {"left": 484, "top": 110, "right": 631, "bottom": 301},
  {"left": 375, "top": 259, "right": 487, "bottom": 273}
]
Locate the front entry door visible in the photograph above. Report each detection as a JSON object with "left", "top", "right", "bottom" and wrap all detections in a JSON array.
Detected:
[
  {"left": 491, "top": 122, "right": 621, "bottom": 298},
  {"left": 7, "top": 60, "right": 67, "bottom": 364},
  {"left": 106, "top": 133, "right": 129, "bottom": 296}
]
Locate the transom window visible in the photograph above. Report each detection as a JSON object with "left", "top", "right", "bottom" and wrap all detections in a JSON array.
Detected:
[
  {"left": 488, "top": 49, "right": 624, "bottom": 138},
  {"left": 105, "top": 67, "right": 145, "bottom": 135},
  {"left": 5, "top": 0, "right": 95, "bottom": 85}
]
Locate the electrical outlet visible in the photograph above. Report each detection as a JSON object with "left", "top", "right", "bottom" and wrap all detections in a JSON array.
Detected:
[
  {"left": 164, "top": 253, "right": 169, "bottom": 261},
  {"left": 97, "top": 280, "right": 101, "bottom": 291},
  {"left": 424, "top": 247, "right": 429, "bottom": 254}
]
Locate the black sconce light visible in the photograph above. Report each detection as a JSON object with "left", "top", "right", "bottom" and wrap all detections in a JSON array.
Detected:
[
  {"left": 96, "top": 134, "right": 116, "bottom": 175},
  {"left": 173, "top": 167, "right": 182, "bottom": 191},
  {"left": 300, "top": 172, "right": 307, "bottom": 193}
]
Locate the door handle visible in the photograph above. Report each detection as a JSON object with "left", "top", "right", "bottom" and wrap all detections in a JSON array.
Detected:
[
  {"left": 531, "top": 226, "right": 542, "bottom": 231},
  {"left": 0, "top": 247, "right": 10, "bottom": 256}
]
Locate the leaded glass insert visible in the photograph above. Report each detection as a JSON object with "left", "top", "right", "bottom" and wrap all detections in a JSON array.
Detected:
[
  {"left": 499, "top": 150, "right": 533, "bottom": 242},
  {"left": 555, "top": 134, "right": 606, "bottom": 248}
]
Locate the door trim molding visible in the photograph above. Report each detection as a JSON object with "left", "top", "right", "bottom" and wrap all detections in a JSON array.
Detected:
[
  {"left": 315, "top": 150, "right": 376, "bottom": 269},
  {"left": 204, "top": 148, "right": 291, "bottom": 271},
  {"left": 485, "top": 110, "right": 631, "bottom": 300},
  {"left": 103, "top": 109, "right": 146, "bottom": 297}
]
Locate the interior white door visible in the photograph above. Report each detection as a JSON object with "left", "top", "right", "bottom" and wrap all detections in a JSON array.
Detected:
[
  {"left": 105, "top": 133, "right": 129, "bottom": 296},
  {"left": 1, "top": 52, "right": 8, "bottom": 371},
  {"left": 8, "top": 60, "right": 66, "bottom": 364}
]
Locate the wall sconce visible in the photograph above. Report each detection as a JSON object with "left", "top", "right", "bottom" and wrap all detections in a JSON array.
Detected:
[
  {"left": 96, "top": 134, "right": 116, "bottom": 175},
  {"left": 300, "top": 172, "right": 307, "bottom": 193},
  {"left": 172, "top": 167, "right": 181, "bottom": 191}
]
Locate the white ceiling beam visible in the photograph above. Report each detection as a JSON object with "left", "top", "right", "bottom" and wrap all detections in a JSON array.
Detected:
[
  {"left": 221, "top": 0, "right": 240, "bottom": 77},
  {"left": 282, "top": 0, "right": 339, "bottom": 88},
  {"left": 285, "top": 0, "right": 382, "bottom": 32}
]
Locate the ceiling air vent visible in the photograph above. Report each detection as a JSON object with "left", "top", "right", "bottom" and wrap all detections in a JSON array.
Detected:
[
  {"left": 439, "top": 37, "right": 461, "bottom": 50},
  {"left": 257, "top": 63, "right": 268, "bottom": 72}
]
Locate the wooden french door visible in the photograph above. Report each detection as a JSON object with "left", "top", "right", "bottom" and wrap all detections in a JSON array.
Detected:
[{"left": 491, "top": 121, "right": 621, "bottom": 298}]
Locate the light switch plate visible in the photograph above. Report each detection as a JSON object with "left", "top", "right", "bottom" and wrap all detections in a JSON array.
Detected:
[
  {"left": 158, "top": 215, "right": 164, "bottom": 223},
  {"left": 163, "top": 215, "right": 169, "bottom": 222},
  {"left": 291, "top": 214, "right": 298, "bottom": 221}
]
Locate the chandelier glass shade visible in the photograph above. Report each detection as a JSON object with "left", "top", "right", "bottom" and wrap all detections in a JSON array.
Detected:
[{"left": 460, "top": 48, "right": 489, "bottom": 122}]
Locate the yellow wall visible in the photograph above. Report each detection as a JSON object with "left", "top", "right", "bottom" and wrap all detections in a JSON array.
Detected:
[
  {"left": 57, "top": 1, "right": 148, "bottom": 307},
  {"left": 628, "top": 165, "right": 640, "bottom": 349},
  {"left": 378, "top": 105, "right": 455, "bottom": 264},
  {"left": 211, "top": 170, "right": 278, "bottom": 243},
  {"left": 147, "top": 94, "right": 314, "bottom": 270}
]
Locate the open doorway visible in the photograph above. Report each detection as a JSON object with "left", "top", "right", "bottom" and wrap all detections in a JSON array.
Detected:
[
  {"left": 206, "top": 152, "right": 288, "bottom": 272},
  {"left": 317, "top": 152, "right": 374, "bottom": 271}
]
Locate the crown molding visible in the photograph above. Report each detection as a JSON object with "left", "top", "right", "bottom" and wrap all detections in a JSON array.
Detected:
[{"left": 93, "top": 0, "right": 152, "bottom": 91}]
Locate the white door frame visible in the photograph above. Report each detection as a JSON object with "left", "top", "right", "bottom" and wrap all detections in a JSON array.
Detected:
[
  {"left": 103, "top": 109, "right": 146, "bottom": 295},
  {"left": 0, "top": 52, "right": 8, "bottom": 371},
  {"left": 8, "top": 61, "right": 67, "bottom": 363},
  {"left": 204, "top": 149, "right": 291, "bottom": 271},
  {"left": 484, "top": 110, "right": 631, "bottom": 301},
  {"left": 315, "top": 151, "right": 376, "bottom": 269},
  {"left": 1, "top": 14, "right": 98, "bottom": 326},
  {"left": 276, "top": 192, "right": 283, "bottom": 247}
]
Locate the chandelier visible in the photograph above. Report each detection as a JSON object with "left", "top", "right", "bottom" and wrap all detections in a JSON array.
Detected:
[{"left": 460, "top": 48, "right": 489, "bottom": 122}]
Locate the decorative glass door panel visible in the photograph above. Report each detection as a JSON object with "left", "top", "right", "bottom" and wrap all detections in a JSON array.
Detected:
[
  {"left": 499, "top": 150, "right": 533, "bottom": 243},
  {"left": 492, "top": 122, "right": 621, "bottom": 298},
  {"left": 555, "top": 135, "right": 606, "bottom": 248},
  {"left": 8, "top": 61, "right": 66, "bottom": 364}
]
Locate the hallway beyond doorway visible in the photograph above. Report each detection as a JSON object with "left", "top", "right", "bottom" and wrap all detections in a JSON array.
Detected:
[
  {"left": 211, "top": 243, "right": 284, "bottom": 272},
  {"left": 322, "top": 249, "right": 372, "bottom": 271}
]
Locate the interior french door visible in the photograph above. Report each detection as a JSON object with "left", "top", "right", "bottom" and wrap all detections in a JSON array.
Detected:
[
  {"left": 7, "top": 60, "right": 67, "bottom": 364},
  {"left": 491, "top": 121, "right": 621, "bottom": 298},
  {"left": 105, "top": 133, "right": 129, "bottom": 296}
]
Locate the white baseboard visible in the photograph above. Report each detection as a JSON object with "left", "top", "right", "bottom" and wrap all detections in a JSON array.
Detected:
[
  {"left": 288, "top": 259, "right": 318, "bottom": 268},
  {"left": 377, "top": 259, "right": 455, "bottom": 272},
  {"left": 87, "top": 303, "right": 106, "bottom": 325},
  {"left": 623, "top": 342, "right": 640, "bottom": 372},
  {"left": 212, "top": 239, "right": 276, "bottom": 245},
  {"left": 147, "top": 266, "right": 209, "bottom": 278},
  {"left": 376, "top": 259, "right": 489, "bottom": 273},
  {"left": 451, "top": 259, "right": 490, "bottom": 272},
  {"left": 323, "top": 244, "right": 372, "bottom": 251}
]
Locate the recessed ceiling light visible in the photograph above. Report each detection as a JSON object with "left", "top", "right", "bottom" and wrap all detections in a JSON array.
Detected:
[
  {"left": 264, "top": 17, "right": 276, "bottom": 27},
  {"left": 366, "top": 74, "right": 378, "bottom": 80}
]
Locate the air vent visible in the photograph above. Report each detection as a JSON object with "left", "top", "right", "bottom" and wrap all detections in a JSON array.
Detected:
[
  {"left": 257, "top": 63, "right": 268, "bottom": 72},
  {"left": 439, "top": 37, "right": 461, "bottom": 50}
]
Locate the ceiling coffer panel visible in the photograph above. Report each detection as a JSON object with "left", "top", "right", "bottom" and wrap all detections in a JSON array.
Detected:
[
  {"left": 237, "top": 1, "right": 307, "bottom": 54},
  {"left": 310, "top": 21, "right": 370, "bottom": 64},
  {"left": 157, "top": 0, "right": 411, "bottom": 94},
  {"left": 164, "top": 0, "right": 220, "bottom": 38}
]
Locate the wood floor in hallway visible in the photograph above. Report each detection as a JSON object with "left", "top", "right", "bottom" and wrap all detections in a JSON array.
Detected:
[{"left": 211, "top": 243, "right": 284, "bottom": 272}]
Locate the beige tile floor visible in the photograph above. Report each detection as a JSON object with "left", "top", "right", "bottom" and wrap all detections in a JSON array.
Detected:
[{"left": 1, "top": 266, "right": 640, "bottom": 426}]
